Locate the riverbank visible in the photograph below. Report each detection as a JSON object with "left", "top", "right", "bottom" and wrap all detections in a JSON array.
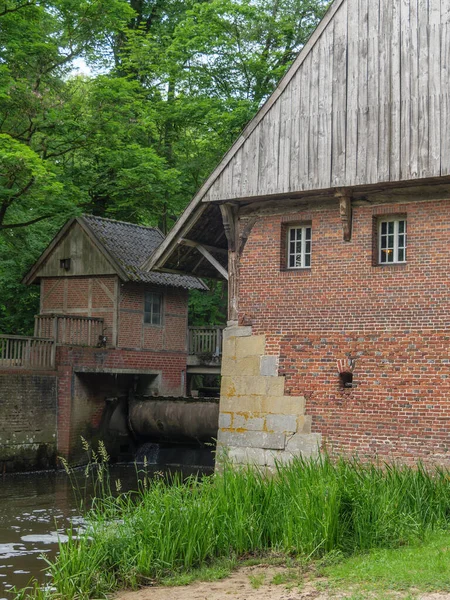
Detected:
[
  {"left": 115, "top": 530, "right": 450, "bottom": 600},
  {"left": 14, "top": 456, "right": 450, "bottom": 599}
]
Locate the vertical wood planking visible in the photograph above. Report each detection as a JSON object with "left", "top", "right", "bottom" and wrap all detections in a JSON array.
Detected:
[
  {"left": 298, "top": 54, "right": 312, "bottom": 190},
  {"left": 240, "top": 136, "right": 249, "bottom": 197},
  {"left": 390, "top": 0, "right": 402, "bottom": 181},
  {"left": 317, "top": 21, "right": 334, "bottom": 189},
  {"left": 429, "top": 0, "right": 441, "bottom": 176},
  {"left": 246, "top": 127, "right": 260, "bottom": 196},
  {"left": 331, "top": 1, "right": 348, "bottom": 186},
  {"left": 367, "top": 0, "right": 380, "bottom": 184},
  {"left": 278, "top": 78, "right": 292, "bottom": 193},
  {"left": 410, "top": 0, "right": 420, "bottom": 178},
  {"left": 400, "top": 0, "right": 412, "bottom": 179},
  {"left": 266, "top": 100, "right": 281, "bottom": 195},
  {"left": 345, "top": 0, "right": 359, "bottom": 183},
  {"left": 288, "top": 70, "right": 300, "bottom": 192},
  {"left": 356, "top": 0, "right": 369, "bottom": 184},
  {"left": 418, "top": 0, "right": 430, "bottom": 176},
  {"left": 378, "top": 0, "right": 393, "bottom": 181},
  {"left": 441, "top": 3, "right": 450, "bottom": 174},
  {"left": 230, "top": 152, "right": 242, "bottom": 200},
  {"left": 199, "top": 0, "right": 448, "bottom": 202},
  {"left": 257, "top": 107, "right": 271, "bottom": 195},
  {"left": 308, "top": 44, "right": 320, "bottom": 189}
]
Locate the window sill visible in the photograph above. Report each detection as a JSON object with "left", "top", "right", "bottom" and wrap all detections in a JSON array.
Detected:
[
  {"left": 374, "top": 262, "right": 407, "bottom": 269},
  {"left": 280, "top": 267, "right": 312, "bottom": 274}
]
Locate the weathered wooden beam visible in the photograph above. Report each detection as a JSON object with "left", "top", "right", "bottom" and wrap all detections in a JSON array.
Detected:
[
  {"left": 220, "top": 204, "right": 239, "bottom": 322},
  {"left": 179, "top": 238, "right": 228, "bottom": 255},
  {"left": 336, "top": 188, "right": 352, "bottom": 242},
  {"left": 194, "top": 244, "right": 229, "bottom": 281},
  {"left": 220, "top": 204, "right": 238, "bottom": 252}
]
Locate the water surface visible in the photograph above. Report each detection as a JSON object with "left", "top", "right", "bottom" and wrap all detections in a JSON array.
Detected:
[{"left": 0, "top": 461, "right": 211, "bottom": 598}]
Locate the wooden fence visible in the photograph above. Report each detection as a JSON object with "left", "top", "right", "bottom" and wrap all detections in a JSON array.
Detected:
[
  {"left": 0, "top": 335, "right": 55, "bottom": 370},
  {"left": 34, "top": 315, "right": 104, "bottom": 347},
  {"left": 188, "top": 327, "right": 224, "bottom": 357}
]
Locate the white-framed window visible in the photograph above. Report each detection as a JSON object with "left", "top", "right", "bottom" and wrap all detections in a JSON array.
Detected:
[
  {"left": 287, "top": 225, "right": 312, "bottom": 269},
  {"left": 379, "top": 218, "right": 407, "bottom": 264},
  {"left": 144, "top": 292, "right": 162, "bottom": 325}
]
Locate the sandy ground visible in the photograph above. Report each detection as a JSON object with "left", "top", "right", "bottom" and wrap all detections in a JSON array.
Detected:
[{"left": 115, "top": 565, "right": 450, "bottom": 600}]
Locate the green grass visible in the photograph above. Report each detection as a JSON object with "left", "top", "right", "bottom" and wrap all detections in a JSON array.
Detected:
[
  {"left": 323, "top": 530, "right": 450, "bottom": 595},
  {"left": 14, "top": 455, "right": 450, "bottom": 599}
]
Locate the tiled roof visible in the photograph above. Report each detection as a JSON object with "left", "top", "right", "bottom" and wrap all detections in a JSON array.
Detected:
[{"left": 81, "top": 215, "right": 207, "bottom": 290}]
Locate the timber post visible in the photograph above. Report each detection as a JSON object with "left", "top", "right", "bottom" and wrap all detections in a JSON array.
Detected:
[{"left": 220, "top": 203, "right": 239, "bottom": 324}]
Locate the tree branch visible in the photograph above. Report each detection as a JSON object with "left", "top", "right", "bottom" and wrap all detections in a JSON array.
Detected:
[
  {"left": 0, "top": 1, "right": 36, "bottom": 17},
  {"left": 0, "top": 214, "right": 52, "bottom": 229}
]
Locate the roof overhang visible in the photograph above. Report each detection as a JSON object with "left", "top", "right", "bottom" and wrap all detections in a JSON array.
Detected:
[{"left": 146, "top": 175, "right": 450, "bottom": 279}]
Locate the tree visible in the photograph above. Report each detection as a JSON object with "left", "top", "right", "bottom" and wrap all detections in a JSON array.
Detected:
[{"left": 0, "top": 0, "right": 329, "bottom": 333}]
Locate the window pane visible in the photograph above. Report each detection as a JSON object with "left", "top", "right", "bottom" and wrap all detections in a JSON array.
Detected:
[
  {"left": 153, "top": 295, "right": 161, "bottom": 311},
  {"left": 398, "top": 234, "right": 405, "bottom": 247},
  {"left": 388, "top": 235, "right": 394, "bottom": 248},
  {"left": 145, "top": 293, "right": 162, "bottom": 325},
  {"left": 398, "top": 220, "right": 405, "bottom": 234},
  {"left": 380, "top": 235, "right": 387, "bottom": 249},
  {"left": 398, "top": 248, "right": 404, "bottom": 262},
  {"left": 388, "top": 222, "right": 394, "bottom": 234},
  {"left": 380, "top": 249, "right": 388, "bottom": 263},
  {"left": 287, "top": 226, "right": 311, "bottom": 269},
  {"left": 381, "top": 222, "right": 387, "bottom": 235}
]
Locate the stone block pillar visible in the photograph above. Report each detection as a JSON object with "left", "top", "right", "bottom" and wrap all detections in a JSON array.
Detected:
[{"left": 217, "top": 325, "right": 321, "bottom": 469}]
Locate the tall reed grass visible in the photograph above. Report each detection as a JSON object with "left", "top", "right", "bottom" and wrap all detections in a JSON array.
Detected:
[{"left": 17, "top": 456, "right": 450, "bottom": 599}]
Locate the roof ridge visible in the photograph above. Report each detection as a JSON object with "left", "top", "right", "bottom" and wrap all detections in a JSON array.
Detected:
[{"left": 81, "top": 214, "right": 164, "bottom": 236}]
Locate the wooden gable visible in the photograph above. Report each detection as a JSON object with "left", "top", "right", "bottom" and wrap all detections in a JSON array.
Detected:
[
  {"left": 30, "top": 220, "right": 117, "bottom": 282},
  {"left": 200, "top": 0, "right": 450, "bottom": 202}
]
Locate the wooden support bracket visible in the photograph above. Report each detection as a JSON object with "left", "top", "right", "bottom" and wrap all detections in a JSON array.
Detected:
[
  {"left": 336, "top": 188, "right": 353, "bottom": 242},
  {"left": 195, "top": 244, "right": 229, "bottom": 281},
  {"left": 220, "top": 204, "right": 238, "bottom": 252}
]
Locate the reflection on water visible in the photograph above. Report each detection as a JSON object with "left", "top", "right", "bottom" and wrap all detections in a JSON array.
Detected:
[
  {"left": 0, "top": 469, "right": 78, "bottom": 598},
  {"left": 0, "top": 462, "right": 212, "bottom": 597}
]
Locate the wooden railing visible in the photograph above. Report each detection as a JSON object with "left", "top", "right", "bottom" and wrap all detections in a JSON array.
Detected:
[
  {"left": 0, "top": 335, "right": 55, "bottom": 369},
  {"left": 34, "top": 314, "right": 104, "bottom": 347},
  {"left": 188, "top": 327, "right": 224, "bottom": 357}
]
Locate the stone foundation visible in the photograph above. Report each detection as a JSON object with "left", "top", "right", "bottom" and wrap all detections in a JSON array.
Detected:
[{"left": 217, "top": 326, "right": 321, "bottom": 468}]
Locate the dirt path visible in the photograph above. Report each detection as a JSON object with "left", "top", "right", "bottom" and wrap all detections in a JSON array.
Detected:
[{"left": 115, "top": 565, "right": 450, "bottom": 600}]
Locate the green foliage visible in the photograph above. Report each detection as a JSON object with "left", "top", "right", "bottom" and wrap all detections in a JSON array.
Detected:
[
  {"left": 14, "top": 456, "right": 450, "bottom": 599},
  {"left": 188, "top": 281, "right": 227, "bottom": 326},
  {"left": 0, "top": 0, "right": 329, "bottom": 333}
]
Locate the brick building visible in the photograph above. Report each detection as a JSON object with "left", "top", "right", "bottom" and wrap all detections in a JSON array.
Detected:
[
  {"left": 18, "top": 215, "right": 206, "bottom": 464},
  {"left": 144, "top": 0, "right": 450, "bottom": 466}
]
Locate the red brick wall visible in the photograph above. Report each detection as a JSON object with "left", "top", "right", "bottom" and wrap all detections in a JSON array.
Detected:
[
  {"left": 56, "top": 346, "right": 187, "bottom": 462},
  {"left": 118, "top": 283, "right": 188, "bottom": 352},
  {"left": 40, "top": 277, "right": 189, "bottom": 353},
  {"left": 239, "top": 198, "right": 450, "bottom": 464}
]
